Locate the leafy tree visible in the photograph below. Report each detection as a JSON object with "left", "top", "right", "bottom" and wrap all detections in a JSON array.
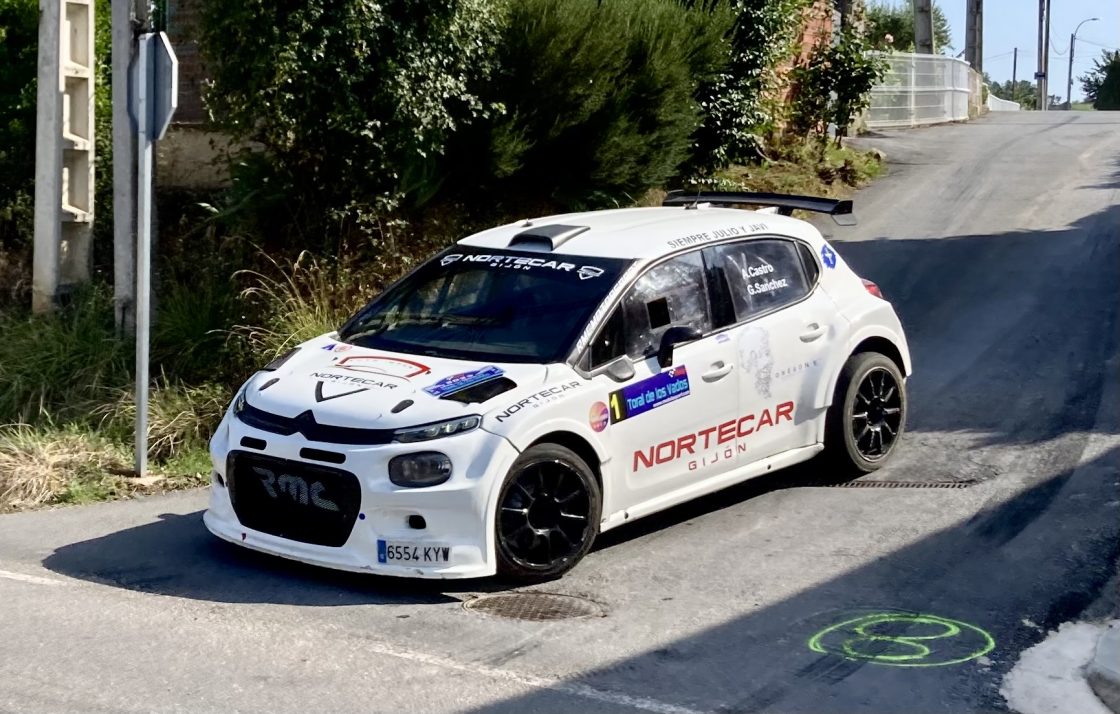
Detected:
[
  {"left": 791, "top": 20, "right": 888, "bottom": 148},
  {"left": 1080, "top": 50, "right": 1120, "bottom": 110},
  {"left": 984, "top": 74, "right": 1037, "bottom": 110},
  {"left": 0, "top": 0, "right": 39, "bottom": 249},
  {"left": 444, "top": 0, "right": 733, "bottom": 209},
  {"left": 866, "top": 1, "right": 953, "bottom": 54},
  {"left": 686, "top": 0, "right": 812, "bottom": 169},
  {"left": 198, "top": 0, "right": 506, "bottom": 236}
]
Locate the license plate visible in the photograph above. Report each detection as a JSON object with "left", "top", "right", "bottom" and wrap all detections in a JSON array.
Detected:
[{"left": 377, "top": 540, "right": 450, "bottom": 565}]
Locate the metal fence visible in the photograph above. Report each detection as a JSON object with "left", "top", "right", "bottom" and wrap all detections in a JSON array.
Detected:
[
  {"left": 986, "top": 93, "right": 1021, "bottom": 112},
  {"left": 866, "top": 53, "right": 982, "bottom": 129}
]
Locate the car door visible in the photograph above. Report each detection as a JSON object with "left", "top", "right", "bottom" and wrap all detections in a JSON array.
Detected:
[
  {"left": 585, "top": 251, "right": 740, "bottom": 511},
  {"left": 703, "top": 238, "right": 842, "bottom": 460}
]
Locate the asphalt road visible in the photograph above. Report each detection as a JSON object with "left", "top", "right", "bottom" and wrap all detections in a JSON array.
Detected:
[{"left": 2, "top": 112, "right": 1118, "bottom": 714}]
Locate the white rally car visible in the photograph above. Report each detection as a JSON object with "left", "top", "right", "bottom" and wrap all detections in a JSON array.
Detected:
[{"left": 205, "top": 191, "right": 911, "bottom": 580}]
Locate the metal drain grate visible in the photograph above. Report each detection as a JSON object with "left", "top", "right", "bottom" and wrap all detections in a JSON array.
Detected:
[
  {"left": 463, "top": 592, "right": 605, "bottom": 621},
  {"left": 825, "top": 479, "right": 978, "bottom": 489}
]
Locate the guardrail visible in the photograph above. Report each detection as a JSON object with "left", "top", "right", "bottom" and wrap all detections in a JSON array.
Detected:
[
  {"left": 866, "top": 52, "right": 982, "bottom": 129},
  {"left": 986, "top": 93, "right": 1021, "bottom": 112}
]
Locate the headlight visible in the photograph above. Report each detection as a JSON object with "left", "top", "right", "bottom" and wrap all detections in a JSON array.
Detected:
[
  {"left": 231, "top": 383, "right": 248, "bottom": 415},
  {"left": 392, "top": 415, "right": 480, "bottom": 443},
  {"left": 389, "top": 452, "right": 452, "bottom": 487}
]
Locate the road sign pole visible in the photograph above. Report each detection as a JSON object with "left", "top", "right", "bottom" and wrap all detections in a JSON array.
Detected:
[
  {"left": 131, "top": 32, "right": 177, "bottom": 477},
  {"left": 134, "top": 34, "right": 153, "bottom": 476}
]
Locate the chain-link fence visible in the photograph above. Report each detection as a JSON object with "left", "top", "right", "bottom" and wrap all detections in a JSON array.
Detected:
[{"left": 866, "top": 53, "right": 983, "bottom": 129}]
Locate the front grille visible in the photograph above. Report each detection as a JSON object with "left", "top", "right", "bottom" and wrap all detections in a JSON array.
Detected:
[
  {"left": 236, "top": 402, "right": 397, "bottom": 445},
  {"left": 226, "top": 450, "right": 362, "bottom": 547}
]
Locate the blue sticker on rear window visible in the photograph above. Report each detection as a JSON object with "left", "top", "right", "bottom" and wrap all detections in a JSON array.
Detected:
[
  {"left": 821, "top": 244, "right": 837, "bottom": 269},
  {"left": 608, "top": 366, "right": 690, "bottom": 423},
  {"left": 423, "top": 366, "right": 505, "bottom": 397}
]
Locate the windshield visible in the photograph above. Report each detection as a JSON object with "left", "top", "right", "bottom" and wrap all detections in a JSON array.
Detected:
[{"left": 338, "top": 247, "right": 632, "bottom": 363}]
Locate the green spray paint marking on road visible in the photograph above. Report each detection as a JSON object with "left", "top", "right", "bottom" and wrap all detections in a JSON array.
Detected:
[{"left": 808, "top": 613, "right": 995, "bottom": 667}]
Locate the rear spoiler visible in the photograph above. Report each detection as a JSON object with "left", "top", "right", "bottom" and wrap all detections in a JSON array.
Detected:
[{"left": 662, "top": 190, "right": 856, "bottom": 225}]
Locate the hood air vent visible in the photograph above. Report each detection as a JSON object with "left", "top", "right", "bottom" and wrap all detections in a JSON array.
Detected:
[
  {"left": 440, "top": 377, "right": 517, "bottom": 404},
  {"left": 508, "top": 224, "right": 589, "bottom": 251}
]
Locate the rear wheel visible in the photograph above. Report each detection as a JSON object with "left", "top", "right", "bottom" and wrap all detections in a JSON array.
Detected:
[
  {"left": 494, "top": 443, "right": 601, "bottom": 581},
  {"left": 823, "top": 352, "right": 907, "bottom": 475}
]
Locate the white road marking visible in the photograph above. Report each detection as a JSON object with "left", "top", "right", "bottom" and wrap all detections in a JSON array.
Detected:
[
  {"left": 362, "top": 637, "right": 706, "bottom": 714},
  {"left": 0, "top": 568, "right": 68, "bottom": 587}
]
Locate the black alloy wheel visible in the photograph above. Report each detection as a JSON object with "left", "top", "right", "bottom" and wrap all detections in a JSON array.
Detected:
[
  {"left": 850, "top": 366, "right": 904, "bottom": 460},
  {"left": 824, "top": 352, "right": 908, "bottom": 475},
  {"left": 495, "top": 443, "right": 601, "bottom": 580}
]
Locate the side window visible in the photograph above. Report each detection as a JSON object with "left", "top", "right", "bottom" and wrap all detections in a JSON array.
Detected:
[
  {"left": 797, "top": 242, "right": 820, "bottom": 285},
  {"left": 587, "top": 252, "right": 712, "bottom": 368},
  {"left": 622, "top": 252, "right": 711, "bottom": 359},
  {"left": 706, "top": 239, "right": 810, "bottom": 321}
]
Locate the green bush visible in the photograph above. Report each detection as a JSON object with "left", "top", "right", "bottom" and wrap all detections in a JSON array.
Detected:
[
  {"left": 790, "top": 21, "right": 887, "bottom": 148},
  {"left": 0, "top": 286, "right": 131, "bottom": 425},
  {"left": 442, "top": 0, "right": 733, "bottom": 210},
  {"left": 686, "top": 0, "right": 811, "bottom": 170},
  {"left": 0, "top": 0, "right": 38, "bottom": 250},
  {"left": 198, "top": 0, "right": 506, "bottom": 238}
]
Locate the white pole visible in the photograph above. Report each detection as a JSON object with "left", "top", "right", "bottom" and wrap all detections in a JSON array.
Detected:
[
  {"left": 134, "top": 34, "right": 153, "bottom": 477},
  {"left": 32, "top": 0, "right": 62, "bottom": 314}
]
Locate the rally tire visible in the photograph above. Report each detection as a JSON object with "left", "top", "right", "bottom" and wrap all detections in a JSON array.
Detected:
[
  {"left": 494, "top": 443, "right": 601, "bottom": 581},
  {"left": 823, "top": 352, "right": 907, "bottom": 476}
]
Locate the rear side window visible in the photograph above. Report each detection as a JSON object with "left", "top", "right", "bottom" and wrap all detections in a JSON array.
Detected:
[{"left": 705, "top": 239, "right": 810, "bottom": 320}]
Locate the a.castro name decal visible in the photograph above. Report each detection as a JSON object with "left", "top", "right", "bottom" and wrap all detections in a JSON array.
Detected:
[{"left": 633, "top": 401, "right": 794, "bottom": 472}]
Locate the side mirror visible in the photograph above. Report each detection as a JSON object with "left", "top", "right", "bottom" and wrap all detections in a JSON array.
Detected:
[
  {"left": 604, "top": 356, "right": 636, "bottom": 383},
  {"left": 657, "top": 325, "right": 702, "bottom": 368}
]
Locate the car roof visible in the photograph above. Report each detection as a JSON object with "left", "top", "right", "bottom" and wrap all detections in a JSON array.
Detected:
[{"left": 457, "top": 206, "right": 824, "bottom": 262}]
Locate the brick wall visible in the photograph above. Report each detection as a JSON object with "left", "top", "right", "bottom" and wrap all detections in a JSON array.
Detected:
[{"left": 166, "top": 0, "right": 205, "bottom": 124}]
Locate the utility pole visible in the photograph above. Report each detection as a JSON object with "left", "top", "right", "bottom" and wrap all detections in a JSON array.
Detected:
[
  {"left": 914, "top": 0, "right": 934, "bottom": 54},
  {"left": 113, "top": 1, "right": 137, "bottom": 333},
  {"left": 965, "top": 0, "right": 983, "bottom": 72},
  {"left": 1011, "top": 48, "right": 1018, "bottom": 103},
  {"left": 1067, "top": 18, "right": 1100, "bottom": 110},
  {"left": 1036, "top": 0, "right": 1047, "bottom": 110},
  {"left": 1042, "top": 0, "right": 1051, "bottom": 108},
  {"left": 32, "top": 0, "right": 96, "bottom": 313}
]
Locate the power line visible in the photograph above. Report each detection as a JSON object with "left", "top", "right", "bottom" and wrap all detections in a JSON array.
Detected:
[{"left": 1078, "top": 37, "right": 1119, "bottom": 51}]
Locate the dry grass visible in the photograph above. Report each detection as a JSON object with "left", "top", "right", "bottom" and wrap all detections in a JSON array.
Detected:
[
  {"left": 0, "top": 425, "right": 211, "bottom": 512},
  {"left": 95, "top": 380, "right": 230, "bottom": 461}
]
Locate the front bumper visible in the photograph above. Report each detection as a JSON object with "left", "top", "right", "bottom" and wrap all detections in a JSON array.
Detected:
[{"left": 203, "top": 411, "right": 520, "bottom": 579}]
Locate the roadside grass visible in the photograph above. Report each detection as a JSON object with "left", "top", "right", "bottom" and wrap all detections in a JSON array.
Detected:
[
  {"left": 0, "top": 143, "right": 887, "bottom": 512},
  {"left": 1071, "top": 103, "right": 1095, "bottom": 111},
  {"left": 0, "top": 424, "right": 210, "bottom": 512}
]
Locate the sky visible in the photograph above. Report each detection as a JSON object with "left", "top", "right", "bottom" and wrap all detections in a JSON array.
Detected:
[{"left": 932, "top": 0, "right": 1119, "bottom": 101}]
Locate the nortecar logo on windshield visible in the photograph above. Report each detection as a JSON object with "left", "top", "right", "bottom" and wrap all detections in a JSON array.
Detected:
[{"left": 439, "top": 254, "right": 604, "bottom": 277}]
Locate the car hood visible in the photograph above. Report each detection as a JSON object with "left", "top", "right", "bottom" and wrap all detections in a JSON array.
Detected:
[{"left": 241, "top": 336, "right": 548, "bottom": 429}]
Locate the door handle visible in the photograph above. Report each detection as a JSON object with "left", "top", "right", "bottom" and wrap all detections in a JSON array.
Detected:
[
  {"left": 702, "top": 361, "right": 734, "bottom": 382},
  {"left": 800, "top": 323, "right": 826, "bottom": 342}
]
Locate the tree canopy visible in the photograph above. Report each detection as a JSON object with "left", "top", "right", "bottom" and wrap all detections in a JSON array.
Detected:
[
  {"left": 1080, "top": 50, "right": 1120, "bottom": 110},
  {"left": 866, "top": 0, "right": 952, "bottom": 54}
]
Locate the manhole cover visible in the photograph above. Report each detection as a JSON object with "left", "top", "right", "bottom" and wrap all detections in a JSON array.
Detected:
[{"left": 463, "top": 592, "right": 605, "bottom": 621}]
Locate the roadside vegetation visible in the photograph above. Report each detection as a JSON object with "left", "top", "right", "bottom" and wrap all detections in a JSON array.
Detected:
[{"left": 0, "top": 0, "right": 888, "bottom": 511}]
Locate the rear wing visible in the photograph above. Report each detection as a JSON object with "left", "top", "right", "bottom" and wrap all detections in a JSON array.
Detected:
[{"left": 662, "top": 190, "right": 855, "bottom": 225}]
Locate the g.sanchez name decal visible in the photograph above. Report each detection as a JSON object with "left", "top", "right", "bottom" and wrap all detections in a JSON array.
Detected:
[{"left": 494, "top": 382, "right": 582, "bottom": 422}]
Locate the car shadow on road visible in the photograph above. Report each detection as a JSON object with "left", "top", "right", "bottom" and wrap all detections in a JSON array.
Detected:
[
  {"left": 469, "top": 444, "right": 1120, "bottom": 714},
  {"left": 40, "top": 508, "right": 503, "bottom": 606},
  {"left": 39, "top": 458, "right": 837, "bottom": 606}
]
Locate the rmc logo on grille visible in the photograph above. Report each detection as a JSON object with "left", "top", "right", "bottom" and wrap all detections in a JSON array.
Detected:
[{"left": 252, "top": 466, "right": 340, "bottom": 512}]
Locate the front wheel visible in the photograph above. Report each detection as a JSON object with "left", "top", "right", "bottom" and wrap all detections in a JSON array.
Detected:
[
  {"left": 494, "top": 443, "right": 601, "bottom": 581},
  {"left": 823, "top": 352, "right": 907, "bottom": 475}
]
